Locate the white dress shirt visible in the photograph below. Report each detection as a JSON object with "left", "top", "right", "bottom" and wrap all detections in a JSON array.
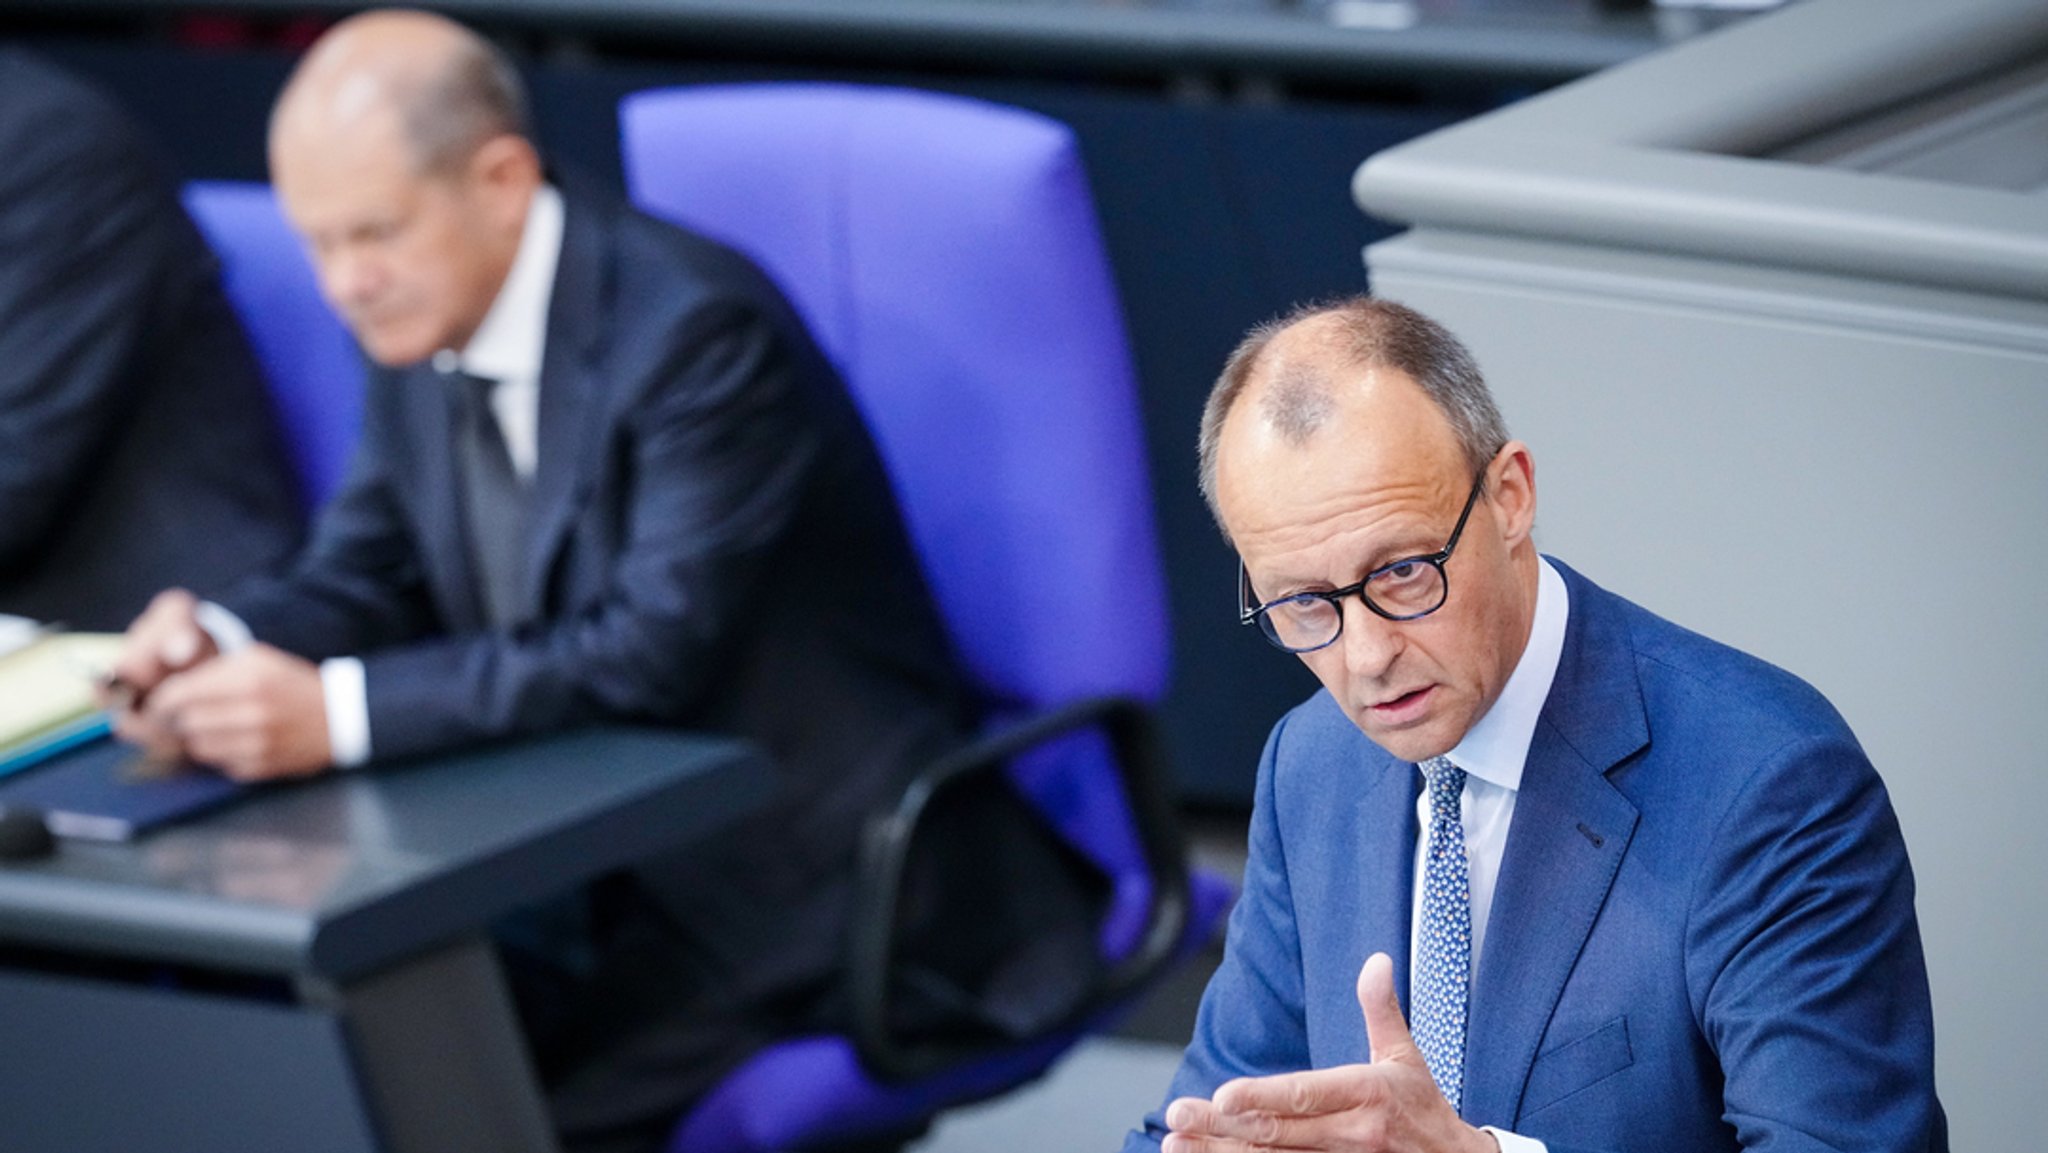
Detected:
[
  {"left": 426, "top": 184, "right": 562, "bottom": 481},
  {"left": 1406, "top": 557, "right": 1568, "bottom": 1153},
  {"left": 199, "top": 187, "right": 566, "bottom": 767}
]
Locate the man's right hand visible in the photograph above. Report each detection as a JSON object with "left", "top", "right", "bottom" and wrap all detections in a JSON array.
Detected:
[
  {"left": 1161, "top": 954, "right": 1498, "bottom": 1153},
  {"left": 104, "top": 588, "right": 220, "bottom": 759}
]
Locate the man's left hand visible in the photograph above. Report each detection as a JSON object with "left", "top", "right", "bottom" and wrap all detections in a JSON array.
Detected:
[
  {"left": 140, "top": 644, "right": 334, "bottom": 782},
  {"left": 1162, "top": 953, "right": 1498, "bottom": 1153}
]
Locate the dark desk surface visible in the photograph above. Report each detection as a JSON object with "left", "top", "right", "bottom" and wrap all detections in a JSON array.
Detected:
[{"left": 0, "top": 727, "right": 767, "bottom": 983}]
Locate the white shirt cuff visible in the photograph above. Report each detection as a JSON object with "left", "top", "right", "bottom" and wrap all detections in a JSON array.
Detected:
[
  {"left": 319, "top": 656, "right": 372, "bottom": 769},
  {"left": 1484, "top": 1126, "right": 1547, "bottom": 1153},
  {"left": 194, "top": 601, "right": 255, "bottom": 653}
]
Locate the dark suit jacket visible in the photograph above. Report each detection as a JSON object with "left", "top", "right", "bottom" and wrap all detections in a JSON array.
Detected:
[
  {"left": 226, "top": 184, "right": 979, "bottom": 998},
  {"left": 0, "top": 50, "right": 301, "bottom": 630},
  {"left": 1129, "top": 560, "right": 1944, "bottom": 1152}
]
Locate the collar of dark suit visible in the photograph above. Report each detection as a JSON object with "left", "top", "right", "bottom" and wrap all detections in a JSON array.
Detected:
[{"left": 539, "top": 171, "right": 617, "bottom": 372}]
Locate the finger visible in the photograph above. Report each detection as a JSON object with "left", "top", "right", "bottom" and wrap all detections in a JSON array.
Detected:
[
  {"left": 174, "top": 720, "right": 252, "bottom": 774},
  {"left": 1165, "top": 1096, "right": 1278, "bottom": 1150},
  {"left": 139, "top": 680, "right": 194, "bottom": 729},
  {"left": 112, "top": 708, "right": 172, "bottom": 753},
  {"left": 111, "top": 708, "right": 161, "bottom": 746},
  {"left": 113, "top": 711, "right": 186, "bottom": 764},
  {"left": 179, "top": 725, "right": 269, "bottom": 781},
  {"left": 112, "top": 591, "right": 200, "bottom": 684},
  {"left": 141, "top": 661, "right": 243, "bottom": 721},
  {"left": 146, "top": 589, "right": 204, "bottom": 666},
  {"left": 159, "top": 620, "right": 203, "bottom": 669},
  {"left": 172, "top": 698, "right": 267, "bottom": 748},
  {"left": 1169, "top": 1100, "right": 1286, "bottom": 1149},
  {"left": 1163, "top": 1135, "right": 1286, "bottom": 1153},
  {"left": 108, "top": 638, "right": 170, "bottom": 697},
  {"left": 1161, "top": 1132, "right": 1256, "bottom": 1153},
  {"left": 1213, "top": 1065, "right": 1380, "bottom": 1118},
  {"left": 177, "top": 700, "right": 331, "bottom": 784},
  {"left": 1357, "top": 952, "right": 1419, "bottom": 1065},
  {"left": 1166, "top": 1096, "right": 1221, "bottom": 1136},
  {"left": 1187, "top": 1106, "right": 1382, "bottom": 1153}
]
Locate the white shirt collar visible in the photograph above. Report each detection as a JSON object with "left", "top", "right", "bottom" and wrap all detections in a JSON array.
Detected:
[
  {"left": 432, "top": 183, "right": 563, "bottom": 384},
  {"left": 1442, "top": 557, "right": 1570, "bottom": 793}
]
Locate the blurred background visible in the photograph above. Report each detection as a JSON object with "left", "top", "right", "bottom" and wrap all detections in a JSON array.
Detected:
[
  {"left": 12, "top": 1, "right": 2042, "bottom": 1150},
  {"left": 0, "top": 0, "right": 1756, "bottom": 816}
]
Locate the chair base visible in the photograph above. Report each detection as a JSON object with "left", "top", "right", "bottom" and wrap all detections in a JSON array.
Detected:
[{"left": 667, "top": 871, "right": 1236, "bottom": 1153}]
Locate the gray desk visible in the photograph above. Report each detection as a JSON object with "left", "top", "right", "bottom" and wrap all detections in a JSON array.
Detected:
[{"left": 0, "top": 727, "right": 770, "bottom": 1153}]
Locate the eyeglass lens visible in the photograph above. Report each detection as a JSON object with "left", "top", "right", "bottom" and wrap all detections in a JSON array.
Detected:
[{"left": 1256, "top": 559, "right": 1447, "bottom": 651}]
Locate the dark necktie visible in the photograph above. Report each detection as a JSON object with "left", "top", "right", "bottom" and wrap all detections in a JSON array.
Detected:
[
  {"left": 1414, "top": 755, "right": 1472, "bottom": 1111},
  {"left": 448, "top": 370, "right": 529, "bottom": 628}
]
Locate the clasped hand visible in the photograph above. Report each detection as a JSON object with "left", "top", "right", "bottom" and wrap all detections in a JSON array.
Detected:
[
  {"left": 102, "top": 589, "right": 333, "bottom": 781},
  {"left": 1162, "top": 953, "right": 1498, "bottom": 1153}
]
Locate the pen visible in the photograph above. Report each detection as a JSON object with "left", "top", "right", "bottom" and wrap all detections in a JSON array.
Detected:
[{"left": 98, "top": 671, "right": 144, "bottom": 715}]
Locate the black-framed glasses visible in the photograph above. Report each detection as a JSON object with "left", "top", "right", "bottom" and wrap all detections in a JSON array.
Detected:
[{"left": 1238, "top": 466, "right": 1489, "bottom": 654}]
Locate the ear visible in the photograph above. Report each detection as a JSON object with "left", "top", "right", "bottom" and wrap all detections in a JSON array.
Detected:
[
  {"left": 467, "top": 133, "right": 543, "bottom": 225},
  {"left": 1487, "top": 440, "right": 1537, "bottom": 549}
]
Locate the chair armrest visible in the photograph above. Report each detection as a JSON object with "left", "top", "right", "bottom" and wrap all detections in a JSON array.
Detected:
[{"left": 847, "top": 695, "right": 1190, "bottom": 1081}]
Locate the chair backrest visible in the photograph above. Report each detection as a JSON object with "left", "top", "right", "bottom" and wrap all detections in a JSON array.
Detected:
[
  {"left": 621, "top": 88, "right": 1216, "bottom": 1153},
  {"left": 621, "top": 85, "right": 1172, "bottom": 930},
  {"left": 182, "top": 180, "right": 362, "bottom": 513},
  {"left": 621, "top": 83, "right": 1169, "bottom": 715}
]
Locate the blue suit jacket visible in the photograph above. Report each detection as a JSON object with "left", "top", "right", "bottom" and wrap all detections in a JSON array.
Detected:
[{"left": 1129, "top": 561, "right": 1944, "bottom": 1152}]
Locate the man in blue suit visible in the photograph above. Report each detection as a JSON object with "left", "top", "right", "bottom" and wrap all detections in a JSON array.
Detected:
[{"left": 1127, "top": 297, "right": 1944, "bottom": 1152}]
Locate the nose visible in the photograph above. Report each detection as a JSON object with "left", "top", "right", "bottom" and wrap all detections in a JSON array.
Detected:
[
  {"left": 1338, "top": 594, "right": 1402, "bottom": 682},
  {"left": 319, "top": 246, "right": 384, "bottom": 312}
]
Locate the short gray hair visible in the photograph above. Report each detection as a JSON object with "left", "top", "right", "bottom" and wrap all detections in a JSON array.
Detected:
[
  {"left": 400, "top": 32, "right": 530, "bottom": 174},
  {"left": 1195, "top": 296, "right": 1508, "bottom": 534}
]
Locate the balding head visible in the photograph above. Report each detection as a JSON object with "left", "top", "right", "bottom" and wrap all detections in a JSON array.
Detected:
[
  {"left": 271, "top": 9, "right": 529, "bottom": 178},
  {"left": 267, "top": 10, "right": 542, "bottom": 367},
  {"left": 1197, "top": 297, "right": 1507, "bottom": 538},
  {"left": 1207, "top": 298, "right": 1539, "bottom": 762}
]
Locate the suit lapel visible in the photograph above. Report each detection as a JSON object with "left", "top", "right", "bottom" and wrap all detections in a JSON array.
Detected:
[
  {"left": 521, "top": 193, "right": 609, "bottom": 619},
  {"left": 1355, "top": 748, "right": 1421, "bottom": 1016},
  {"left": 1460, "top": 564, "right": 1646, "bottom": 1126}
]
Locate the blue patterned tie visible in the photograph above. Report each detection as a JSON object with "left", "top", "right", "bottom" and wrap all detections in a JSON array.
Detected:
[{"left": 1414, "top": 756, "right": 1471, "bottom": 1111}]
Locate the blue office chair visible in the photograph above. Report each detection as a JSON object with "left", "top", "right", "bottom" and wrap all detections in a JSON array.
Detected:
[
  {"left": 182, "top": 180, "right": 363, "bottom": 513},
  {"left": 620, "top": 83, "right": 1235, "bottom": 1152}
]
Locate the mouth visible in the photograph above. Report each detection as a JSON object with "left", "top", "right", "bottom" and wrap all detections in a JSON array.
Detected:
[{"left": 1365, "top": 685, "right": 1434, "bottom": 726}]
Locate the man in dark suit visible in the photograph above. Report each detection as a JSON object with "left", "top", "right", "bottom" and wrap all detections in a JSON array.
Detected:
[
  {"left": 0, "top": 49, "right": 301, "bottom": 630},
  {"left": 107, "top": 12, "right": 987, "bottom": 1150},
  {"left": 1129, "top": 298, "right": 1943, "bottom": 1152}
]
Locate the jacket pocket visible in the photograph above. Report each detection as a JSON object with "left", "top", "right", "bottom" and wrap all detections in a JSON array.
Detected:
[{"left": 1521, "top": 1015, "right": 1634, "bottom": 1117}]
